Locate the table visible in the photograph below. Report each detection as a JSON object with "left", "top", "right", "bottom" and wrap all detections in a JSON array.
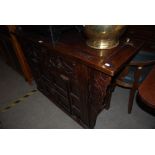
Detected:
[{"left": 138, "top": 65, "right": 155, "bottom": 109}]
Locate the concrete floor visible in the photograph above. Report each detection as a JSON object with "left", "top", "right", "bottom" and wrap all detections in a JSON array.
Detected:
[{"left": 0, "top": 59, "right": 155, "bottom": 129}]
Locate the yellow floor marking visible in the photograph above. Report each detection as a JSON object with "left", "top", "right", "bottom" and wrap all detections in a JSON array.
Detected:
[{"left": 0, "top": 89, "right": 37, "bottom": 113}]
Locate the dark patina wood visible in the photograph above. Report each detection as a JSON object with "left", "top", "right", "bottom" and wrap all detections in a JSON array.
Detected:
[
  {"left": 17, "top": 29, "right": 143, "bottom": 128},
  {"left": 138, "top": 65, "right": 155, "bottom": 109}
]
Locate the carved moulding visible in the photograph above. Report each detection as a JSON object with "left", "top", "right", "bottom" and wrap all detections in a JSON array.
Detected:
[{"left": 88, "top": 69, "right": 112, "bottom": 128}]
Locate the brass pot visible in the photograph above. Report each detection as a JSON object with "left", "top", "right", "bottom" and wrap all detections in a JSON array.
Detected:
[{"left": 84, "top": 25, "right": 126, "bottom": 49}]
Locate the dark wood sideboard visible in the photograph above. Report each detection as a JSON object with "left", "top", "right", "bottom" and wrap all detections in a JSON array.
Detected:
[{"left": 17, "top": 29, "right": 143, "bottom": 128}]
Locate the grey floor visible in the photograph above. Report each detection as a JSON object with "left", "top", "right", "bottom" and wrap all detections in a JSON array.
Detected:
[{"left": 0, "top": 59, "right": 155, "bottom": 129}]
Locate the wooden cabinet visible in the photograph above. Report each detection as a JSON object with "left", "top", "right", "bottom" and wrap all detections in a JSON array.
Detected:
[
  {"left": 18, "top": 29, "right": 143, "bottom": 128},
  {"left": 21, "top": 39, "right": 90, "bottom": 127}
]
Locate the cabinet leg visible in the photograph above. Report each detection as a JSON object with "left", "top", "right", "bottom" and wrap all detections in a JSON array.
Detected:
[
  {"left": 89, "top": 107, "right": 98, "bottom": 129},
  {"left": 105, "top": 85, "right": 115, "bottom": 110},
  {"left": 105, "top": 93, "right": 112, "bottom": 110}
]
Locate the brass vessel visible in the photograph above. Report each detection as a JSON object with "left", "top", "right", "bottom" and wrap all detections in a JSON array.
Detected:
[{"left": 84, "top": 25, "right": 126, "bottom": 49}]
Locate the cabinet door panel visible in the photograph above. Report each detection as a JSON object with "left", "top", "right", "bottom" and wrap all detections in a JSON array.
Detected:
[
  {"left": 54, "top": 90, "right": 70, "bottom": 112},
  {"left": 37, "top": 76, "right": 70, "bottom": 111},
  {"left": 71, "top": 105, "right": 81, "bottom": 119},
  {"left": 70, "top": 93, "right": 80, "bottom": 109},
  {"left": 20, "top": 39, "right": 90, "bottom": 127},
  {"left": 53, "top": 73, "right": 69, "bottom": 92},
  {"left": 70, "top": 80, "right": 80, "bottom": 97}
]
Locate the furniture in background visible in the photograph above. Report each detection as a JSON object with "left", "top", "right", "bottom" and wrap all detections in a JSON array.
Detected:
[
  {"left": 0, "top": 26, "right": 33, "bottom": 84},
  {"left": 0, "top": 26, "right": 22, "bottom": 74},
  {"left": 116, "top": 43, "right": 155, "bottom": 113},
  {"left": 138, "top": 65, "right": 155, "bottom": 109},
  {"left": 7, "top": 26, "right": 33, "bottom": 84},
  {"left": 114, "top": 26, "right": 155, "bottom": 113},
  {"left": 17, "top": 28, "right": 143, "bottom": 128}
]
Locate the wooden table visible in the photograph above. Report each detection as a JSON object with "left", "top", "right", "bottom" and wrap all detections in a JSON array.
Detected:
[
  {"left": 138, "top": 65, "right": 155, "bottom": 109},
  {"left": 18, "top": 29, "right": 144, "bottom": 128}
]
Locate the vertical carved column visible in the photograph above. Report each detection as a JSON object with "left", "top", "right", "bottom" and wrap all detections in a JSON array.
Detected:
[
  {"left": 88, "top": 70, "right": 112, "bottom": 128},
  {"left": 75, "top": 64, "right": 89, "bottom": 125}
]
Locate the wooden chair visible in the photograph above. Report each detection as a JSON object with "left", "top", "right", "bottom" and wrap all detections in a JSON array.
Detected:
[{"left": 116, "top": 43, "right": 155, "bottom": 113}]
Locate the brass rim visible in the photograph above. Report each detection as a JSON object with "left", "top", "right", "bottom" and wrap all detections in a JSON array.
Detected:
[{"left": 86, "top": 40, "right": 119, "bottom": 50}]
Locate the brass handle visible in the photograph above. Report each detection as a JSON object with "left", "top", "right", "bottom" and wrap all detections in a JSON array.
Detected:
[
  {"left": 38, "top": 40, "right": 43, "bottom": 44},
  {"left": 60, "top": 74, "right": 69, "bottom": 81}
]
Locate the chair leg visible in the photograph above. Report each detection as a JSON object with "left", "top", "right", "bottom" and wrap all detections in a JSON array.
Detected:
[{"left": 128, "top": 88, "right": 137, "bottom": 114}]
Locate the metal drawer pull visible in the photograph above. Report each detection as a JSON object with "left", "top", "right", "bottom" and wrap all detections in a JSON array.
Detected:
[
  {"left": 38, "top": 40, "right": 43, "bottom": 43},
  {"left": 60, "top": 74, "right": 69, "bottom": 81}
]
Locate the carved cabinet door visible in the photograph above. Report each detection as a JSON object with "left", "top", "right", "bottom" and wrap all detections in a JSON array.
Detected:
[{"left": 41, "top": 50, "right": 89, "bottom": 125}]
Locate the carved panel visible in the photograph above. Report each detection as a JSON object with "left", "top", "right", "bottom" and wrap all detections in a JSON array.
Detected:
[
  {"left": 89, "top": 70, "right": 111, "bottom": 107},
  {"left": 88, "top": 69, "right": 112, "bottom": 128},
  {"left": 46, "top": 51, "right": 76, "bottom": 75}
]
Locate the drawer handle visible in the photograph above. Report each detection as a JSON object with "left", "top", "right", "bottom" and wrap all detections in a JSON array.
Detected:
[
  {"left": 38, "top": 40, "right": 43, "bottom": 43},
  {"left": 60, "top": 74, "right": 69, "bottom": 81}
]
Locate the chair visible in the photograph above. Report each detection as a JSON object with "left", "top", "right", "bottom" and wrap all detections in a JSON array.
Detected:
[{"left": 116, "top": 42, "right": 155, "bottom": 113}]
